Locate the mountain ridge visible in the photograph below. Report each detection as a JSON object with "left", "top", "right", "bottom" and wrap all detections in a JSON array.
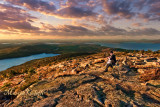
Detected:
[{"left": 0, "top": 51, "right": 160, "bottom": 107}]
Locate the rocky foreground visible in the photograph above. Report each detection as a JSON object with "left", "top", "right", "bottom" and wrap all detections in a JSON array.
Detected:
[{"left": 0, "top": 52, "right": 160, "bottom": 107}]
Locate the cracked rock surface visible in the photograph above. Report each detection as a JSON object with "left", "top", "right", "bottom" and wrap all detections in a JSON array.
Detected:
[{"left": 0, "top": 52, "right": 160, "bottom": 107}]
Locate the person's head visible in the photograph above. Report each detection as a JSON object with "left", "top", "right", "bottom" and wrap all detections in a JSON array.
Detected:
[{"left": 110, "top": 51, "right": 113, "bottom": 55}]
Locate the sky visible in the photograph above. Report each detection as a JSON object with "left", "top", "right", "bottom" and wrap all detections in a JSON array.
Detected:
[{"left": 0, "top": 0, "right": 160, "bottom": 40}]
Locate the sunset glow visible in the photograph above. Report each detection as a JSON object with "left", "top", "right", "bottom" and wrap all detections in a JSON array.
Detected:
[{"left": 0, "top": 0, "right": 160, "bottom": 40}]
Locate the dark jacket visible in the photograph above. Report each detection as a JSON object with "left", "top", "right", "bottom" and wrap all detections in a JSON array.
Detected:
[{"left": 110, "top": 54, "right": 116, "bottom": 65}]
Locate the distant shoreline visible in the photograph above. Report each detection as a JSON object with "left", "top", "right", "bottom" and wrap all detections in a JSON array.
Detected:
[
  {"left": 0, "top": 43, "right": 159, "bottom": 61},
  {"left": 0, "top": 53, "right": 59, "bottom": 71}
]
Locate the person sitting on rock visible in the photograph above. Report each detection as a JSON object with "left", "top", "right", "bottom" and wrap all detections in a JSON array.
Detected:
[{"left": 104, "top": 51, "right": 116, "bottom": 72}]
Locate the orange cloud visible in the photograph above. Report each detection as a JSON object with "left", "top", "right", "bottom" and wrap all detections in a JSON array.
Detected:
[
  {"left": 0, "top": 0, "right": 159, "bottom": 39},
  {"left": 132, "top": 23, "right": 142, "bottom": 27}
]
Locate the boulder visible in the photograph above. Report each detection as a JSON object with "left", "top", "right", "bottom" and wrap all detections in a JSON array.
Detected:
[
  {"left": 146, "top": 58, "right": 158, "bottom": 62},
  {"left": 146, "top": 62, "right": 157, "bottom": 67},
  {"left": 135, "top": 60, "right": 146, "bottom": 65},
  {"left": 147, "top": 80, "right": 160, "bottom": 86},
  {"left": 93, "top": 58, "right": 105, "bottom": 64},
  {"left": 138, "top": 69, "right": 145, "bottom": 74},
  {"left": 32, "top": 96, "right": 57, "bottom": 107}
]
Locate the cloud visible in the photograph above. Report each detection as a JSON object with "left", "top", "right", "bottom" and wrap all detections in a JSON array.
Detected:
[
  {"left": 134, "top": 0, "right": 160, "bottom": 21},
  {"left": 5, "top": 0, "right": 98, "bottom": 19},
  {"left": 100, "top": 25, "right": 127, "bottom": 35},
  {"left": 72, "top": 21, "right": 97, "bottom": 29},
  {"left": 0, "top": 4, "right": 37, "bottom": 22},
  {"left": 0, "top": 4, "right": 39, "bottom": 33},
  {"left": 149, "top": 1, "right": 160, "bottom": 15},
  {"left": 1, "top": 0, "right": 160, "bottom": 39},
  {"left": 4, "top": 0, "right": 160, "bottom": 22},
  {"left": 132, "top": 23, "right": 142, "bottom": 27},
  {"left": 41, "top": 24, "right": 98, "bottom": 36},
  {"left": 61, "top": 0, "right": 92, "bottom": 7},
  {"left": 102, "top": 0, "right": 135, "bottom": 19},
  {"left": 101, "top": 0, "right": 160, "bottom": 22},
  {"left": 129, "top": 28, "right": 160, "bottom": 36},
  {"left": 9, "top": 21, "right": 39, "bottom": 31},
  {"left": 5, "top": 0, "right": 56, "bottom": 14},
  {"left": 57, "top": 25, "right": 89, "bottom": 32},
  {"left": 138, "top": 13, "right": 150, "bottom": 22},
  {"left": 99, "top": 25, "right": 160, "bottom": 36},
  {"left": 55, "top": 6, "right": 97, "bottom": 18},
  {"left": 0, "top": 20, "right": 39, "bottom": 32},
  {"left": 147, "top": 0, "right": 160, "bottom": 4},
  {"left": 134, "top": 0, "right": 148, "bottom": 10}
]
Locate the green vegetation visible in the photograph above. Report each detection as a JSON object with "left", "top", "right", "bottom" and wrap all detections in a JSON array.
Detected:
[
  {"left": 0, "top": 53, "right": 94, "bottom": 80},
  {"left": 19, "top": 78, "right": 38, "bottom": 91},
  {"left": 0, "top": 44, "right": 57, "bottom": 59},
  {"left": 0, "top": 42, "right": 159, "bottom": 60},
  {"left": 0, "top": 52, "right": 96, "bottom": 91},
  {"left": 0, "top": 43, "right": 105, "bottom": 80},
  {"left": 57, "top": 44, "right": 104, "bottom": 53},
  {"left": 2, "top": 83, "right": 11, "bottom": 88},
  {"left": 0, "top": 44, "right": 104, "bottom": 59},
  {"left": 0, "top": 42, "right": 159, "bottom": 81},
  {"left": 27, "top": 68, "right": 36, "bottom": 76}
]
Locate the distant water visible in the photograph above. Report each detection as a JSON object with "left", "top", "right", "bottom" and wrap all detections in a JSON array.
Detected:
[
  {"left": 45, "top": 43, "right": 64, "bottom": 44},
  {"left": 0, "top": 53, "right": 59, "bottom": 71},
  {"left": 98, "top": 42, "right": 160, "bottom": 51}
]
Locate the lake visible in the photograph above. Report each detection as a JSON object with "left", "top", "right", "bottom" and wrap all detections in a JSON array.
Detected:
[
  {"left": 98, "top": 42, "right": 160, "bottom": 51},
  {"left": 0, "top": 53, "right": 59, "bottom": 71}
]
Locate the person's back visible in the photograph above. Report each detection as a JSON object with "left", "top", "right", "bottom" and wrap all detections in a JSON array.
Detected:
[
  {"left": 110, "top": 54, "right": 116, "bottom": 65},
  {"left": 104, "top": 51, "right": 116, "bottom": 72}
]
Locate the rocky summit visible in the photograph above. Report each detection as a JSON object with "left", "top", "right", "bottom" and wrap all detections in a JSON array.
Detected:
[{"left": 0, "top": 52, "right": 160, "bottom": 107}]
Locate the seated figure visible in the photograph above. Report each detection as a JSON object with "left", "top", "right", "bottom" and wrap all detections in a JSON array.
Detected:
[{"left": 104, "top": 51, "right": 116, "bottom": 72}]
